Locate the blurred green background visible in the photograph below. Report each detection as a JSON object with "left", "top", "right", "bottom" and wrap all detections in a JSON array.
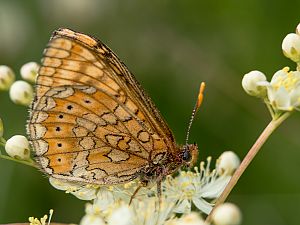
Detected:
[{"left": 1, "top": 0, "right": 300, "bottom": 224}]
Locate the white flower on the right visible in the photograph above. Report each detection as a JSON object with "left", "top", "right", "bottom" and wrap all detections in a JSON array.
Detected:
[
  {"left": 261, "top": 67, "right": 300, "bottom": 111},
  {"left": 282, "top": 33, "right": 300, "bottom": 62}
]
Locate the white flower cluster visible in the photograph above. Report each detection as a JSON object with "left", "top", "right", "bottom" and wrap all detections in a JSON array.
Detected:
[
  {"left": 0, "top": 62, "right": 39, "bottom": 106},
  {"left": 47, "top": 151, "right": 241, "bottom": 225},
  {"left": 242, "top": 22, "right": 300, "bottom": 115},
  {"left": 0, "top": 63, "right": 39, "bottom": 163}
]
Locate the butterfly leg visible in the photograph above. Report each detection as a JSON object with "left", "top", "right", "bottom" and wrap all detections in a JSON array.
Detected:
[
  {"left": 129, "top": 180, "right": 148, "bottom": 205},
  {"left": 129, "top": 185, "right": 142, "bottom": 205},
  {"left": 157, "top": 180, "right": 162, "bottom": 198},
  {"left": 156, "top": 180, "right": 162, "bottom": 210}
]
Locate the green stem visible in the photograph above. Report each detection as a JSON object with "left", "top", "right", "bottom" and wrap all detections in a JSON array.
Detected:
[
  {"left": 205, "top": 111, "right": 291, "bottom": 223},
  {"left": 0, "top": 137, "right": 6, "bottom": 146},
  {"left": 0, "top": 154, "right": 39, "bottom": 168},
  {"left": 264, "top": 100, "right": 275, "bottom": 119}
]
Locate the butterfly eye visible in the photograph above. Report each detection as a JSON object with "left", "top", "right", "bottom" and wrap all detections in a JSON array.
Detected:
[{"left": 182, "top": 149, "right": 192, "bottom": 162}]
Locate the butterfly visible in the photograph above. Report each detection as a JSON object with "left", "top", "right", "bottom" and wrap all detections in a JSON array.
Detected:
[{"left": 27, "top": 28, "right": 204, "bottom": 196}]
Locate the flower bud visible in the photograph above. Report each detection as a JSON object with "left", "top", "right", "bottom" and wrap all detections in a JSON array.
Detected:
[
  {"left": 282, "top": 33, "right": 300, "bottom": 62},
  {"left": 217, "top": 151, "right": 240, "bottom": 176},
  {"left": 20, "top": 62, "right": 39, "bottom": 83},
  {"left": 0, "top": 65, "right": 15, "bottom": 90},
  {"left": 9, "top": 80, "right": 33, "bottom": 106},
  {"left": 5, "top": 135, "right": 30, "bottom": 160},
  {"left": 0, "top": 118, "right": 3, "bottom": 137},
  {"left": 296, "top": 23, "right": 300, "bottom": 35},
  {"left": 242, "top": 71, "right": 267, "bottom": 98},
  {"left": 212, "top": 203, "right": 242, "bottom": 225}
]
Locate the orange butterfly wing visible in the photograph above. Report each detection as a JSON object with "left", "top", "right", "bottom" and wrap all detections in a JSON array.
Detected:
[{"left": 28, "top": 28, "right": 177, "bottom": 184}]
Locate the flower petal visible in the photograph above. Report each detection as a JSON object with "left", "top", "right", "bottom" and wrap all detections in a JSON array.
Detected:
[
  {"left": 200, "top": 176, "right": 231, "bottom": 199},
  {"left": 49, "top": 177, "right": 82, "bottom": 191},
  {"left": 273, "top": 86, "right": 292, "bottom": 110},
  {"left": 173, "top": 199, "right": 191, "bottom": 214},
  {"left": 270, "top": 68, "right": 289, "bottom": 85},
  {"left": 290, "top": 85, "right": 300, "bottom": 109},
  {"left": 192, "top": 197, "right": 213, "bottom": 214},
  {"left": 71, "top": 186, "right": 98, "bottom": 200}
]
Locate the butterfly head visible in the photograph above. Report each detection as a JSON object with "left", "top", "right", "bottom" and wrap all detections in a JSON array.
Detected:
[{"left": 181, "top": 143, "right": 198, "bottom": 167}]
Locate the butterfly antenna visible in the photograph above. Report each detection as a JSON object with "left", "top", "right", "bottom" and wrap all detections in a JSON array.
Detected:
[{"left": 185, "top": 82, "right": 206, "bottom": 145}]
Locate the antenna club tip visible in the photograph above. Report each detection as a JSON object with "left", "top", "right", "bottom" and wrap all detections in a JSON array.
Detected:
[
  {"left": 199, "top": 82, "right": 206, "bottom": 94},
  {"left": 196, "top": 81, "right": 206, "bottom": 109}
]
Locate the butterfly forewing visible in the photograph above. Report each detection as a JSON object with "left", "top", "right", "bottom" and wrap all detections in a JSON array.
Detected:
[{"left": 28, "top": 28, "right": 178, "bottom": 185}]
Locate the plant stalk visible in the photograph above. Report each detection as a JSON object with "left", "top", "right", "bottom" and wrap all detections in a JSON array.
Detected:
[{"left": 206, "top": 112, "right": 291, "bottom": 223}]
